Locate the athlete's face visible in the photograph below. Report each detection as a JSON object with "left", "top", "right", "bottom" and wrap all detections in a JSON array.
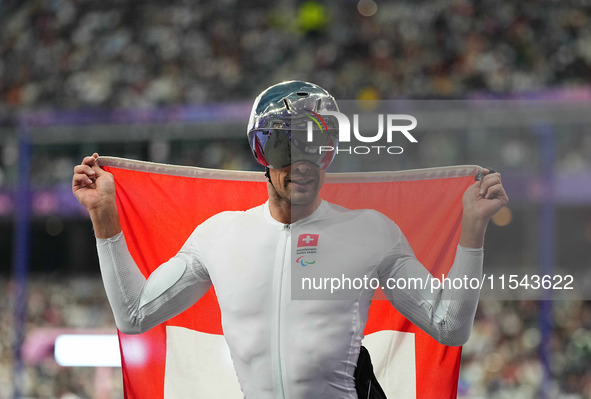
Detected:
[{"left": 268, "top": 161, "right": 325, "bottom": 206}]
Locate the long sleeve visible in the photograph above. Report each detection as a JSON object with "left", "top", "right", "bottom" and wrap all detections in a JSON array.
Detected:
[
  {"left": 96, "top": 232, "right": 212, "bottom": 334},
  {"left": 378, "top": 221, "right": 483, "bottom": 346}
]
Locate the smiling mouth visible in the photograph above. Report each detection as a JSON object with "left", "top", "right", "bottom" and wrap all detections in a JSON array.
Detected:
[{"left": 289, "top": 179, "right": 315, "bottom": 187}]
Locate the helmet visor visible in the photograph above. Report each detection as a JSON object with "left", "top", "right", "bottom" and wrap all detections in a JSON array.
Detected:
[{"left": 249, "top": 129, "right": 337, "bottom": 169}]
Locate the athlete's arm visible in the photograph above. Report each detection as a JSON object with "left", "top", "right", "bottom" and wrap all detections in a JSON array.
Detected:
[
  {"left": 96, "top": 231, "right": 211, "bottom": 334},
  {"left": 379, "top": 170, "right": 507, "bottom": 346},
  {"left": 379, "top": 243, "right": 483, "bottom": 346},
  {"left": 73, "top": 154, "right": 211, "bottom": 334}
]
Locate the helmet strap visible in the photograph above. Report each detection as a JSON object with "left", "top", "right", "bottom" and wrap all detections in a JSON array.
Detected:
[
  {"left": 265, "top": 166, "right": 282, "bottom": 200},
  {"left": 264, "top": 167, "right": 272, "bottom": 184}
]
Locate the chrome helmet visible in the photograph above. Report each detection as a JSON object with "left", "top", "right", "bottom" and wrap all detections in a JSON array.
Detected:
[{"left": 247, "top": 80, "right": 339, "bottom": 169}]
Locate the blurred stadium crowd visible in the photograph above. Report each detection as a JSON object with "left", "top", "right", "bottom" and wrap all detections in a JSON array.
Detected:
[
  {"left": 1, "top": 0, "right": 591, "bottom": 111},
  {"left": 0, "top": 277, "right": 122, "bottom": 399},
  {"left": 0, "top": 0, "right": 590, "bottom": 189},
  {"left": 0, "top": 0, "right": 590, "bottom": 398},
  {"left": 462, "top": 301, "right": 591, "bottom": 398}
]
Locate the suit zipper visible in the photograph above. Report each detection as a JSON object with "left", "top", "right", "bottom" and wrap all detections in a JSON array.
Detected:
[{"left": 272, "top": 224, "right": 290, "bottom": 398}]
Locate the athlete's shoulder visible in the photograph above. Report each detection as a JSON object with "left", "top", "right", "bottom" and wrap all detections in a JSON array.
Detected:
[
  {"left": 199, "top": 203, "right": 266, "bottom": 228},
  {"left": 321, "top": 201, "right": 401, "bottom": 235},
  {"left": 320, "top": 201, "right": 406, "bottom": 249},
  {"left": 323, "top": 201, "right": 397, "bottom": 225}
]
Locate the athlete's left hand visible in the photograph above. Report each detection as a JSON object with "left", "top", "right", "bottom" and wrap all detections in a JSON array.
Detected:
[
  {"left": 459, "top": 169, "right": 509, "bottom": 248},
  {"left": 463, "top": 169, "right": 509, "bottom": 221}
]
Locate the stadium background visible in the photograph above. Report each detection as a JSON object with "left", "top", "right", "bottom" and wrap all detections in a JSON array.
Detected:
[{"left": 0, "top": 0, "right": 590, "bottom": 398}]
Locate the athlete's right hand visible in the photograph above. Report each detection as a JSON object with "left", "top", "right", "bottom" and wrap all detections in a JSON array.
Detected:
[{"left": 72, "top": 153, "right": 116, "bottom": 211}]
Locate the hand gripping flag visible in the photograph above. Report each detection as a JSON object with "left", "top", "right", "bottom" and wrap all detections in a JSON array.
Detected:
[{"left": 99, "top": 157, "right": 482, "bottom": 399}]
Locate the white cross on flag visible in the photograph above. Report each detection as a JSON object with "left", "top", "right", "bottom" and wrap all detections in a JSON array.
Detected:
[{"left": 297, "top": 234, "right": 319, "bottom": 247}]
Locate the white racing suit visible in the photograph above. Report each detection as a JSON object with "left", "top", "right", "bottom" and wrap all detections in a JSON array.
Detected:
[{"left": 97, "top": 200, "right": 483, "bottom": 399}]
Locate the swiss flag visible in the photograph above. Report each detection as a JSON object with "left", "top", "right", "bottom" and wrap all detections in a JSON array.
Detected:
[
  {"left": 297, "top": 233, "right": 319, "bottom": 247},
  {"left": 100, "top": 157, "right": 480, "bottom": 399}
]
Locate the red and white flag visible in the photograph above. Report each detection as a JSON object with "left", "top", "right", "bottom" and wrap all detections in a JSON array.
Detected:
[{"left": 100, "top": 157, "right": 480, "bottom": 399}]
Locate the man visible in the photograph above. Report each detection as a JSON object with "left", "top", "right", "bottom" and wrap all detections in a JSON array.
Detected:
[{"left": 73, "top": 81, "right": 508, "bottom": 398}]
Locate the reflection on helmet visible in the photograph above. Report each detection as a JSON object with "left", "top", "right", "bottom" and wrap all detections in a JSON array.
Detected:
[{"left": 247, "top": 80, "right": 339, "bottom": 169}]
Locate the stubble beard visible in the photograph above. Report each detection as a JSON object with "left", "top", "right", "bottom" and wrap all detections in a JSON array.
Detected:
[{"left": 269, "top": 172, "right": 320, "bottom": 208}]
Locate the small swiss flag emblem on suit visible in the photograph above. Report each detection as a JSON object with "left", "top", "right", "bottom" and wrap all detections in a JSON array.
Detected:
[{"left": 297, "top": 234, "right": 319, "bottom": 247}]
